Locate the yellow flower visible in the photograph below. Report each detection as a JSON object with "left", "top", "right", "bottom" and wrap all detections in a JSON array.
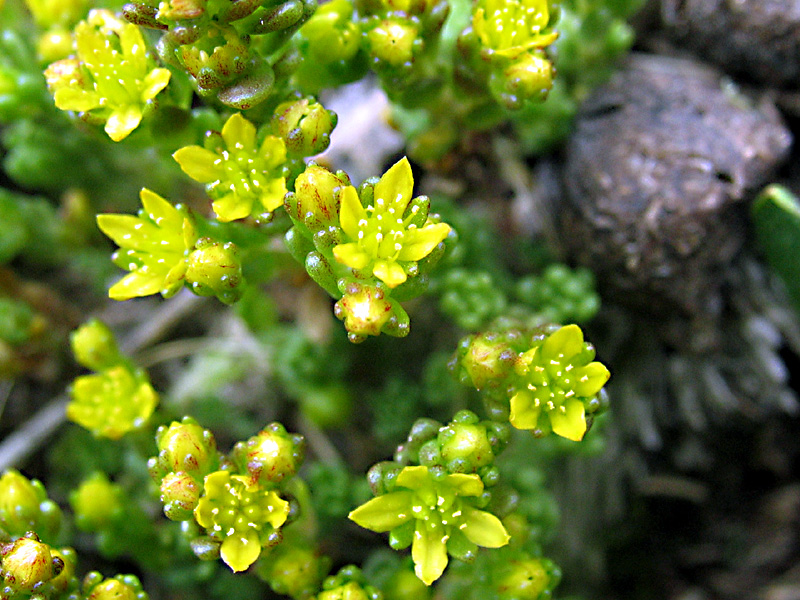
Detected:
[
  {"left": 332, "top": 157, "right": 451, "bottom": 288},
  {"left": 509, "top": 325, "right": 610, "bottom": 441},
  {"left": 472, "top": 0, "right": 558, "bottom": 59},
  {"left": 194, "top": 471, "right": 289, "bottom": 572},
  {"left": 173, "top": 113, "right": 288, "bottom": 222},
  {"left": 44, "top": 10, "right": 171, "bottom": 141},
  {"left": 68, "top": 365, "right": 159, "bottom": 439},
  {"left": 97, "top": 188, "right": 198, "bottom": 301},
  {"left": 349, "top": 465, "right": 509, "bottom": 585}
]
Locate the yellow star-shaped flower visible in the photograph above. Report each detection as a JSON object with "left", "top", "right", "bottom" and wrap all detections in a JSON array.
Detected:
[{"left": 332, "top": 157, "right": 451, "bottom": 288}]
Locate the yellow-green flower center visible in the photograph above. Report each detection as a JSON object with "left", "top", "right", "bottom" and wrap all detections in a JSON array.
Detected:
[{"left": 355, "top": 200, "right": 421, "bottom": 262}]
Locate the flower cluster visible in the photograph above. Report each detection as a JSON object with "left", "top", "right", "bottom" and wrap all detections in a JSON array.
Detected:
[
  {"left": 460, "top": 0, "right": 558, "bottom": 110},
  {"left": 148, "top": 421, "right": 304, "bottom": 572},
  {"left": 67, "top": 321, "right": 159, "bottom": 440},
  {"left": 97, "top": 188, "right": 244, "bottom": 304},
  {"left": 284, "top": 157, "right": 452, "bottom": 342},
  {"left": 44, "top": 10, "right": 171, "bottom": 141},
  {"left": 452, "top": 324, "right": 610, "bottom": 441}
]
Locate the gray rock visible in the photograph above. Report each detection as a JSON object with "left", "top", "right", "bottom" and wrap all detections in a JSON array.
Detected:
[
  {"left": 561, "top": 54, "right": 792, "bottom": 348},
  {"left": 661, "top": 0, "right": 800, "bottom": 89}
]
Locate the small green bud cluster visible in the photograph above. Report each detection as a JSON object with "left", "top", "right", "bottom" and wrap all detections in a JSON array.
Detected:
[
  {"left": 256, "top": 543, "right": 332, "bottom": 600},
  {"left": 284, "top": 157, "right": 452, "bottom": 342},
  {"left": 316, "top": 565, "right": 382, "bottom": 600},
  {"left": 292, "top": 0, "right": 368, "bottom": 92},
  {"left": 443, "top": 545, "right": 561, "bottom": 600},
  {"left": 393, "top": 410, "right": 510, "bottom": 479},
  {"left": 148, "top": 420, "right": 304, "bottom": 573},
  {"left": 122, "top": 0, "right": 315, "bottom": 109},
  {"left": 67, "top": 321, "right": 158, "bottom": 440},
  {"left": 80, "top": 572, "right": 148, "bottom": 600},
  {"left": 0, "top": 471, "right": 61, "bottom": 543},
  {"left": 437, "top": 268, "right": 508, "bottom": 331},
  {"left": 148, "top": 418, "right": 219, "bottom": 521},
  {"left": 514, "top": 264, "right": 599, "bottom": 325},
  {"left": 451, "top": 324, "right": 610, "bottom": 441}
]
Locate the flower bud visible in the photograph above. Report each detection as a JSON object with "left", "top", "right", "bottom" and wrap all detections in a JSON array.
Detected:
[
  {"left": 491, "top": 51, "right": 554, "bottom": 110},
  {"left": 84, "top": 575, "right": 146, "bottom": 600},
  {"left": 497, "top": 557, "right": 560, "bottom": 600},
  {"left": 271, "top": 98, "right": 337, "bottom": 157},
  {"left": 366, "top": 19, "right": 419, "bottom": 67},
  {"left": 257, "top": 545, "right": 330, "bottom": 599},
  {"left": 160, "top": 472, "right": 201, "bottom": 521},
  {"left": 0, "top": 536, "right": 60, "bottom": 593},
  {"left": 457, "top": 333, "right": 517, "bottom": 390},
  {"left": 185, "top": 239, "right": 244, "bottom": 305},
  {"left": 232, "top": 423, "right": 305, "bottom": 486},
  {"left": 318, "top": 581, "right": 372, "bottom": 600},
  {"left": 439, "top": 421, "right": 494, "bottom": 472},
  {"left": 70, "top": 320, "right": 124, "bottom": 371},
  {"left": 155, "top": 419, "right": 218, "bottom": 477},
  {"left": 286, "top": 164, "right": 350, "bottom": 229},
  {"left": 0, "top": 470, "right": 61, "bottom": 541},
  {"left": 301, "top": 0, "right": 360, "bottom": 63},
  {"left": 70, "top": 473, "right": 123, "bottom": 531}
]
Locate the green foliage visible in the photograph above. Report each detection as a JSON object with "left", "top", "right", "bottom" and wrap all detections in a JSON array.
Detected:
[{"left": 752, "top": 184, "right": 800, "bottom": 316}]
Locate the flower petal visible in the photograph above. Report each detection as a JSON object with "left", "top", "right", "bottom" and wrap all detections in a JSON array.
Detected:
[
  {"left": 220, "top": 529, "right": 261, "bottom": 572},
  {"left": 222, "top": 113, "right": 256, "bottom": 151},
  {"left": 141, "top": 68, "right": 171, "bottom": 102},
  {"left": 173, "top": 146, "right": 223, "bottom": 184},
  {"left": 262, "top": 491, "right": 290, "bottom": 529},
  {"left": 338, "top": 185, "right": 366, "bottom": 240},
  {"left": 509, "top": 390, "right": 540, "bottom": 430},
  {"left": 541, "top": 324, "right": 584, "bottom": 363},
  {"left": 395, "top": 465, "right": 430, "bottom": 491},
  {"left": 258, "top": 135, "right": 287, "bottom": 168},
  {"left": 574, "top": 361, "right": 610, "bottom": 398},
  {"left": 397, "top": 223, "right": 450, "bottom": 261},
  {"left": 459, "top": 506, "right": 510, "bottom": 548},
  {"left": 108, "top": 271, "right": 163, "bottom": 300},
  {"left": 372, "top": 259, "right": 407, "bottom": 288},
  {"left": 549, "top": 397, "right": 586, "bottom": 442},
  {"left": 97, "top": 214, "right": 161, "bottom": 250},
  {"left": 412, "top": 522, "right": 449, "bottom": 586},
  {"left": 213, "top": 193, "right": 253, "bottom": 222},
  {"left": 374, "top": 157, "right": 414, "bottom": 212},
  {"left": 140, "top": 188, "right": 182, "bottom": 227},
  {"left": 444, "top": 473, "right": 484, "bottom": 497},
  {"left": 348, "top": 491, "right": 415, "bottom": 532},
  {"left": 333, "top": 243, "right": 371, "bottom": 270},
  {"left": 105, "top": 105, "right": 143, "bottom": 141},
  {"left": 258, "top": 177, "right": 288, "bottom": 213},
  {"left": 53, "top": 87, "right": 102, "bottom": 112}
]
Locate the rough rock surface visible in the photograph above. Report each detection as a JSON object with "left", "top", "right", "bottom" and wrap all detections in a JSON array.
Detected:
[
  {"left": 661, "top": 0, "right": 800, "bottom": 89},
  {"left": 561, "top": 53, "right": 792, "bottom": 348}
]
